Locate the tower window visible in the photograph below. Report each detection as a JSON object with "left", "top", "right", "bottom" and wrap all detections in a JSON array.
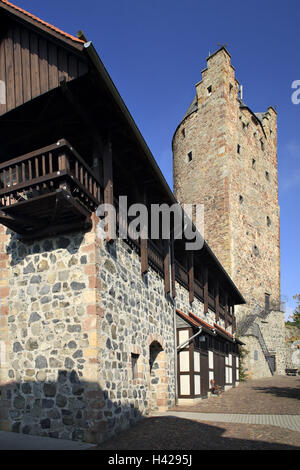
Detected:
[
  {"left": 182, "top": 128, "right": 185, "bottom": 138},
  {"left": 265, "top": 171, "right": 270, "bottom": 181},
  {"left": 260, "top": 139, "right": 265, "bottom": 151},
  {"left": 237, "top": 144, "right": 241, "bottom": 154},
  {"left": 267, "top": 216, "right": 271, "bottom": 227},
  {"left": 239, "top": 195, "right": 244, "bottom": 204},
  {"left": 187, "top": 151, "right": 193, "bottom": 162},
  {"left": 207, "top": 85, "right": 212, "bottom": 95},
  {"left": 252, "top": 159, "right": 256, "bottom": 169},
  {"left": 265, "top": 293, "right": 270, "bottom": 313}
]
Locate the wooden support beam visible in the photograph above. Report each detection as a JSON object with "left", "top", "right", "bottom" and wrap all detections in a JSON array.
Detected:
[
  {"left": 188, "top": 251, "right": 194, "bottom": 304},
  {"left": 170, "top": 238, "right": 176, "bottom": 298},
  {"left": 103, "top": 137, "right": 114, "bottom": 242},
  {"left": 140, "top": 191, "right": 148, "bottom": 275},
  {"left": 225, "top": 292, "right": 229, "bottom": 329},
  {"left": 203, "top": 266, "right": 208, "bottom": 314},
  {"left": 232, "top": 304, "right": 236, "bottom": 333},
  {"left": 215, "top": 279, "right": 220, "bottom": 323},
  {"left": 163, "top": 240, "right": 170, "bottom": 295}
]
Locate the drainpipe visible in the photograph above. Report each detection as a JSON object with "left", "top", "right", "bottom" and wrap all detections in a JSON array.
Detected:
[{"left": 177, "top": 327, "right": 203, "bottom": 351}]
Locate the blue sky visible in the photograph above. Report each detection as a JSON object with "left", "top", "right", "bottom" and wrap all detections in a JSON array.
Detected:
[{"left": 13, "top": 0, "right": 300, "bottom": 319}]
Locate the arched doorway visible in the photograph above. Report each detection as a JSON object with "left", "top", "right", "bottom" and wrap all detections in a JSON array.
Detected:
[{"left": 149, "top": 341, "right": 168, "bottom": 412}]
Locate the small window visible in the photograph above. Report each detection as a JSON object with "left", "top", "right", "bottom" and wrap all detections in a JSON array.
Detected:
[
  {"left": 265, "top": 293, "right": 270, "bottom": 313},
  {"left": 265, "top": 171, "right": 270, "bottom": 181},
  {"left": 267, "top": 216, "right": 271, "bottom": 227},
  {"left": 207, "top": 85, "right": 212, "bottom": 95},
  {"left": 254, "top": 350, "right": 259, "bottom": 361},
  {"left": 229, "top": 83, "right": 233, "bottom": 93},
  {"left": 252, "top": 159, "right": 256, "bottom": 169},
  {"left": 242, "top": 122, "right": 246, "bottom": 131},
  {"left": 187, "top": 151, "right": 193, "bottom": 162},
  {"left": 182, "top": 128, "right": 185, "bottom": 138},
  {"left": 237, "top": 144, "right": 241, "bottom": 154},
  {"left": 260, "top": 139, "right": 265, "bottom": 151},
  {"left": 131, "top": 353, "right": 139, "bottom": 379},
  {"left": 239, "top": 195, "right": 244, "bottom": 204}
]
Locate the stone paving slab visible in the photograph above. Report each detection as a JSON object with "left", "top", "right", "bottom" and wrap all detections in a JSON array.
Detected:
[
  {"left": 153, "top": 411, "right": 300, "bottom": 433},
  {"left": 0, "top": 431, "right": 96, "bottom": 450}
]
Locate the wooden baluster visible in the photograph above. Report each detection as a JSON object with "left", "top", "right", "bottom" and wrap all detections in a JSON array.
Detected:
[
  {"left": 15, "top": 165, "right": 19, "bottom": 184},
  {"left": 80, "top": 165, "right": 83, "bottom": 185},
  {"left": 21, "top": 162, "right": 25, "bottom": 182},
  {"left": 28, "top": 159, "right": 32, "bottom": 179},
  {"left": 9, "top": 166, "right": 12, "bottom": 188},
  {"left": 2, "top": 169, "right": 6, "bottom": 188}
]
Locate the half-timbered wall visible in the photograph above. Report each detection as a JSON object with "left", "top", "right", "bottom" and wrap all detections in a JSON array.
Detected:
[{"left": 0, "top": 20, "right": 88, "bottom": 115}]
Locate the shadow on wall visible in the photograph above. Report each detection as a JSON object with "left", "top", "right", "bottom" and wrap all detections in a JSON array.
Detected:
[
  {"left": 0, "top": 370, "right": 143, "bottom": 444},
  {"left": 6, "top": 230, "right": 86, "bottom": 267}
]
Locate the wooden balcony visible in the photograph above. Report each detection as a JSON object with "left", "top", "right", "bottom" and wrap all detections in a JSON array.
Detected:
[{"left": 0, "top": 139, "right": 102, "bottom": 238}]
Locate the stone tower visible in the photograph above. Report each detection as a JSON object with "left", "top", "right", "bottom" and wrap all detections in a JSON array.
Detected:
[{"left": 172, "top": 47, "right": 285, "bottom": 377}]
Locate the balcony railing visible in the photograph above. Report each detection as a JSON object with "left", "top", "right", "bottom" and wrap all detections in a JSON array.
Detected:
[
  {"left": 0, "top": 139, "right": 102, "bottom": 209},
  {"left": 0, "top": 139, "right": 102, "bottom": 236}
]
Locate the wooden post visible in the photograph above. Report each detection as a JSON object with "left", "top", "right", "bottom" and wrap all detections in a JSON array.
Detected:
[
  {"left": 188, "top": 251, "right": 194, "bottom": 304},
  {"left": 215, "top": 279, "right": 220, "bottom": 323},
  {"left": 163, "top": 239, "right": 170, "bottom": 295},
  {"left": 203, "top": 266, "right": 208, "bottom": 314},
  {"left": 103, "top": 136, "right": 114, "bottom": 242},
  {"left": 225, "top": 292, "right": 229, "bottom": 329},
  {"left": 232, "top": 304, "right": 236, "bottom": 333},
  {"left": 170, "top": 238, "right": 176, "bottom": 298},
  {"left": 58, "top": 152, "right": 71, "bottom": 192},
  {"left": 140, "top": 191, "right": 148, "bottom": 275}
]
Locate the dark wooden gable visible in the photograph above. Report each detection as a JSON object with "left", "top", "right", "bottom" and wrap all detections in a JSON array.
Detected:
[{"left": 0, "top": 13, "right": 88, "bottom": 115}]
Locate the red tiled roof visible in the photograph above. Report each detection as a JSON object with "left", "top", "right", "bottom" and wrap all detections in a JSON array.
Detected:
[
  {"left": 0, "top": 0, "right": 85, "bottom": 44},
  {"left": 189, "top": 311, "right": 215, "bottom": 331},
  {"left": 214, "top": 322, "right": 233, "bottom": 339},
  {"left": 176, "top": 309, "right": 200, "bottom": 328}
]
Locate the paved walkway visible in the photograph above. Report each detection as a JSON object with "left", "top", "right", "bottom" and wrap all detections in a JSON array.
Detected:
[
  {"left": 0, "top": 431, "right": 96, "bottom": 450},
  {"left": 98, "top": 376, "right": 300, "bottom": 450},
  {"left": 153, "top": 411, "right": 300, "bottom": 432}
]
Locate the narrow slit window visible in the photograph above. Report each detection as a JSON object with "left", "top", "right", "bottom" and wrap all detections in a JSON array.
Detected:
[
  {"left": 267, "top": 216, "right": 271, "bottom": 227},
  {"left": 237, "top": 144, "right": 241, "bottom": 154},
  {"left": 187, "top": 151, "right": 193, "bottom": 162},
  {"left": 265, "top": 293, "right": 270, "bottom": 313},
  {"left": 207, "top": 85, "right": 212, "bottom": 95},
  {"left": 265, "top": 171, "right": 270, "bottom": 181},
  {"left": 182, "top": 128, "right": 185, "bottom": 138},
  {"left": 131, "top": 353, "right": 139, "bottom": 379},
  {"left": 252, "top": 159, "right": 256, "bottom": 169}
]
